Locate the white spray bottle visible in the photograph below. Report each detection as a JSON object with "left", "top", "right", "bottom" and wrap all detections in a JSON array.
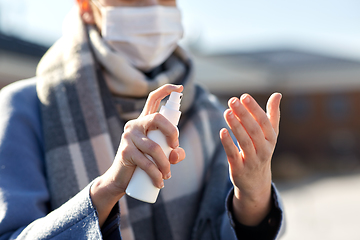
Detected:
[{"left": 126, "top": 91, "right": 183, "bottom": 203}]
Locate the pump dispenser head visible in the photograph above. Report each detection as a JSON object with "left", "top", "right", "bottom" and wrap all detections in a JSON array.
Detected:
[
  {"left": 159, "top": 92, "right": 183, "bottom": 126},
  {"left": 167, "top": 92, "right": 182, "bottom": 110}
]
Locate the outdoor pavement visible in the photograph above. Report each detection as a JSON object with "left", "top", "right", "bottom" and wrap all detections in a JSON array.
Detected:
[{"left": 275, "top": 172, "right": 360, "bottom": 240}]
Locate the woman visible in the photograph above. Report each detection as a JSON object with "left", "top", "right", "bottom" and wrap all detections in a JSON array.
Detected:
[{"left": 0, "top": 0, "right": 284, "bottom": 239}]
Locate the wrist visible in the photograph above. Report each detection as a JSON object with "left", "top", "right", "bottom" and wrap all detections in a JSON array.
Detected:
[
  {"left": 90, "top": 176, "right": 124, "bottom": 227},
  {"left": 232, "top": 184, "right": 272, "bottom": 226},
  {"left": 91, "top": 175, "right": 125, "bottom": 205},
  {"left": 233, "top": 180, "right": 271, "bottom": 202}
]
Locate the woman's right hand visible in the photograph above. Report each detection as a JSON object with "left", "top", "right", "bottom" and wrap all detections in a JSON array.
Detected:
[{"left": 90, "top": 84, "right": 186, "bottom": 226}]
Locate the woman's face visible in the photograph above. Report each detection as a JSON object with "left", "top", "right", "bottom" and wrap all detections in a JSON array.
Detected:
[{"left": 80, "top": 0, "right": 177, "bottom": 31}]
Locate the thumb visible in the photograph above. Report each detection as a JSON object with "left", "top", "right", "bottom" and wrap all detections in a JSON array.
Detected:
[{"left": 266, "top": 93, "right": 282, "bottom": 135}]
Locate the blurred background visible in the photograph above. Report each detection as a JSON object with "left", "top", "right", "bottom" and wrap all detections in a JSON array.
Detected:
[{"left": 1, "top": 0, "right": 360, "bottom": 239}]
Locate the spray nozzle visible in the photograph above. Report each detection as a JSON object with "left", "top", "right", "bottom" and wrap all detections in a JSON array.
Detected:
[{"left": 165, "top": 92, "right": 183, "bottom": 111}]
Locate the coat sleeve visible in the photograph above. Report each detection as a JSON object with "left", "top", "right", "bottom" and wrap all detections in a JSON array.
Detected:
[
  {"left": 0, "top": 80, "right": 116, "bottom": 240},
  {"left": 220, "top": 183, "right": 286, "bottom": 240}
]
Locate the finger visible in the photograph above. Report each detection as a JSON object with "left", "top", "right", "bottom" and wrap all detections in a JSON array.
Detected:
[
  {"left": 144, "top": 113, "right": 180, "bottom": 149},
  {"left": 239, "top": 94, "right": 277, "bottom": 143},
  {"left": 131, "top": 130, "right": 172, "bottom": 180},
  {"left": 266, "top": 93, "right": 282, "bottom": 136},
  {"left": 228, "top": 98, "right": 266, "bottom": 153},
  {"left": 220, "top": 128, "right": 244, "bottom": 170},
  {"left": 141, "top": 84, "right": 183, "bottom": 117},
  {"left": 118, "top": 140, "right": 164, "bottom": 189},
  {"left": 223, "top": 109, "right": 256, "bottom": 158},
  {"left": 169, "top": 147, "right": 186, "bottom": 164},
  {"left": 132, "top": 151, "right": 165, "bottom": 189}
]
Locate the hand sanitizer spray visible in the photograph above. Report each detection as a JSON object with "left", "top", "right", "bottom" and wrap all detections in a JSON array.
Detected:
[{"left": 126, "top": 92, "right": 183, "bottom": 203}]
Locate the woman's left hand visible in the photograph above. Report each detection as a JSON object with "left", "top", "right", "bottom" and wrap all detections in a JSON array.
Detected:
[{"left": 220, "top": 93, "right": 282, "bottom": 226}]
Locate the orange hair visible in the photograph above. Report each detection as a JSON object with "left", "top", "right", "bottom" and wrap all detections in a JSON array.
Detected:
[{"left": 77, "top": 0, "right": 90, "bottom": 12}]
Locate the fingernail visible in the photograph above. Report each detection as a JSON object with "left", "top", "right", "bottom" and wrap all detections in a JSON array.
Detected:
[
  {"left": 222, "top": 128, "right": 229, "bottom": 137},
  {"left": 220, "top": 128, "right": 227, "bottom": 139},
  {"left": 241, "top": 94, "right": 250, "bottom": 104},
  {"left": 160, "top": 181, "right": 165, "bottom": 189},
  {"left": 227, "top": 110, "right": 234, "bottom": 118},
  {"left": 173, "top": 152, "right": 179, "bottom": 162},
  {"left": 231, "top": 98, "right": 239, "bottom": 106},
  {"left": 165, "top": 172, "right": 172, "bottom": 180}
]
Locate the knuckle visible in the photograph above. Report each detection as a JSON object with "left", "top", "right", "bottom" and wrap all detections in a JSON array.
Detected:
[
  {"left": 237, "top": 109, "right": 247, "bottom": 118},
  {"left": 159, "top": 160, "right": 170, "bottom": 170},
  {"left": 120, "top": 147, "right": 131, "bottom": 159},
  {"left": 268, "top": 132, "right": 277, "bottom": 143},
  {"left": 152, "top": 113, "right": 163, "bottom": 122},
  {"left": 146, "top": 113, "right": 160, "bottom": 127},
  {"left": 259, "top": 115, "right": 269, "bottom": 127},
  {"left": 124, "top": 120, "right": 134, "bottom": 131},
  {"left": 121, "top": 131, "right": 132, "bottom": 140},
  {"left": 248, "top": 126, "right": 260, "bottom": 137},
  {"left": 145, "top": 159, "right": 155, "bottom": 170},
  {"left": 240, "top": 139, "right": 253, "bottom": 150},
  {"left": 159, "top": 160, "right": 170, "bottom": 168},
  {"left": 124, "top": 122, "right": 130, "bottom": 130},
  {"left": 227, "top": 150, "right": 238, "bottom": 160},
  {"left": 148, "top": 141, "right": 161, "bottom": 154},
  {"left": 266, "top": 127, "right": 277, "bottom": 140},
  {"left": 143, "top": 159, "right": 155, "bottom": 171},
  {"left": 168, "top": 125, "right": 178, "bottom": 136}
]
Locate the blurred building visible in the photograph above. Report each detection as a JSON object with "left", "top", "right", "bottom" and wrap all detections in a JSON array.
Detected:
[
  {"left": 192, "top": 49, "right": 360, "bottom": 178},
  {"left": 0, "top": 33, "right": 48, "bottom": 88}
]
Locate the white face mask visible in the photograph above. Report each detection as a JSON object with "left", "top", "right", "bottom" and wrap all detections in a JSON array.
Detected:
[{"left": 93, "top": 2, "right": 184, "bottom": 71}]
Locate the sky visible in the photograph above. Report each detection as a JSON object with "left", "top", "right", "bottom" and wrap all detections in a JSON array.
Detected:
[{"left": 1, "top": 0, "right": 360, "bottom": 60}]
